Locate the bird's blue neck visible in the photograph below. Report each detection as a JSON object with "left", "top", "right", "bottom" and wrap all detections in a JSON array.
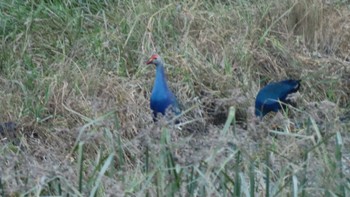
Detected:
[{"left": 153, "top": 62, "right": 169, "bottom": 93}]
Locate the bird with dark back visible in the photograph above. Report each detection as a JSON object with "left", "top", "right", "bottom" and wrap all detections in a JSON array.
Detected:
[
  {"left": 146, "top": 54, "right": 181, "bottom": 121},
  {"left": 255, "top": 79, "right": 301, "bottom": 118}
]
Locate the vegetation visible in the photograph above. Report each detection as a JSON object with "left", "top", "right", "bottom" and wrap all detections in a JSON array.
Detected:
[{"left": 0, "top": 0, "right": 349, "bottom": 196}]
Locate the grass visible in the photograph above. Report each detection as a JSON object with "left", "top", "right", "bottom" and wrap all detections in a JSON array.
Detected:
[{"left": 0, "top": 0, "right": 349, "bottom": 196}]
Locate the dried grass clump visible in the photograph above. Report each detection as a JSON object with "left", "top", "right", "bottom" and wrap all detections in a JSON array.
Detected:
[
  {"left": 287, "top": 0, "right": 323, "bottom": 48},
  {"left": 93, "top": 74, "right": 152, "bottom": 138},
  {"left": 287, "top": 0, "right": 350, "bottom": 59},
  {"left": 294, "top": 55, "right": 350, "bottom": 105}
]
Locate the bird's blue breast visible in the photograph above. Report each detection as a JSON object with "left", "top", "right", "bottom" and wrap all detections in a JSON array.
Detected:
[
  {"left": 151, "top": 90, "right": 177, "bottom": 117},
  {"left": 150, "top": 65, "right": 180, "bottom": 119},
  {"left": 255, "top": 80, "right": 301, "bottom": 117}
]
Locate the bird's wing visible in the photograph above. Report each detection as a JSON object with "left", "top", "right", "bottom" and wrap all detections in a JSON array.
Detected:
[{"left": 171, "top": 93, "right": 182, "bottom": 115}]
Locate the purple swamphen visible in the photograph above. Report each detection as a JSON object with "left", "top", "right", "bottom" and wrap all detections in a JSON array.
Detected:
[
  {"left": 255, "top": 79, "right": 301, "bottom": 118},
  {"left": 146, "top": 54, "right": 181, "bottom": 121}
]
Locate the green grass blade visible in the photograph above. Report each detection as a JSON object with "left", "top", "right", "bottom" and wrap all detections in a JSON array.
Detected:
[
  {"left": 292, "top": 175, "right": 298, "bottom": 197},
  {"left": 250, "top": 160, "right": 255, "bottom": 197},
  {"left": 335, "top": 132, "right": 345, "bottom": 197},
  {"left": 301, "top": 153, "right": 308, "bottom": 197},
  {"left": 265, "top": 151, "right": 270, "bottom": 197},
  {"left": 89, "top": 153, "right": 114, "bottom": 197},
  {"left": 221, "top": 106, "right": 236, "bottom": 136},
  {"left": 187, "top": 166, "right": 196, "bottom": 196},
  {"left": 234, "top": 151, "right": 241, "bottom": 196},
  {"left": 77, "top": 142, "right": 84, "bottom": 193}
]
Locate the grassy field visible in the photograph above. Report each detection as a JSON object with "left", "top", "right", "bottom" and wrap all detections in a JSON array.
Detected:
[{"left": 0, "top": 0, "right": 349, "bottom": 196}]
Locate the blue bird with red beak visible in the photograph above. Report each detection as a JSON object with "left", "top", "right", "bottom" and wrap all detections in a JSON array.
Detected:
[
  {"left": 255, "top": 79, "right": 301, "bottom": 118},
  {"left": 146, "top": 54, "right": 181, "bottom": 121}
]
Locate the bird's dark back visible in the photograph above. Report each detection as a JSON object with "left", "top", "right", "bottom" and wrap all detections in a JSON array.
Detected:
[{"left": 255, "top": 79, "right": 301, "bottom": 117}]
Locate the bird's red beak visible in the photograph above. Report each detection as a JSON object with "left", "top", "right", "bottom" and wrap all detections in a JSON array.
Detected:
[{"left": 146, "top": 57, "right": 154, "bottom": 65}]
